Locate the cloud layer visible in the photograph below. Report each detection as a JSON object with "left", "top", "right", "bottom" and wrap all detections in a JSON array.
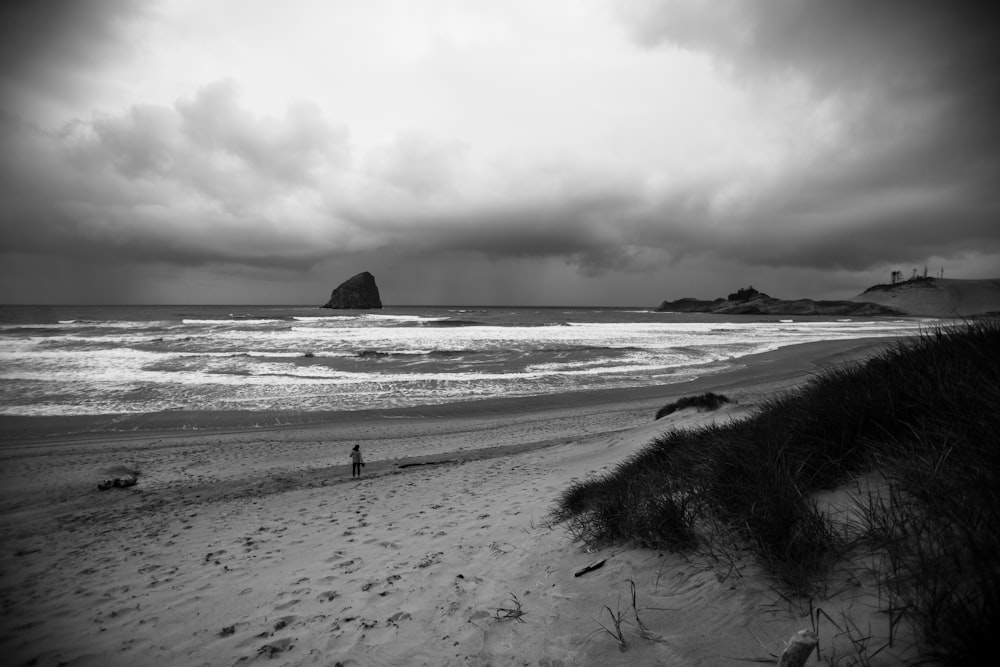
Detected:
[{"left": 1, "top": 0, "right": 998, "bottom": 304}]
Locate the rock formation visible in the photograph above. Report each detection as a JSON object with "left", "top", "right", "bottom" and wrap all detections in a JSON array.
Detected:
[
  {"left": 321, "top": 271, "right": 383, "bottom": 309},
  {"left": 656, "top": 286, "right": 900, "bottom": 316},
  {"left": 659, "top": 278, "right": 1000, "bottom": 317}
]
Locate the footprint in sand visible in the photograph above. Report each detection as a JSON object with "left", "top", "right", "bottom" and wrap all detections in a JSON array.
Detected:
[
  {"left": 416, "top": 551, "right": 444, "bottom": 569},
  {"left": 256, "top": 637, "right": 294, "bottom": 658},
  {"left": 271, "top": 615, "right": 296, "bottom": 632},
  {"left": 317, "top": 590, "right": 339, "bottom": 603},
  {"left": 386, "top": 611, "right": 411, "bottom": 627},
  {"left": 336, "top": 557, "right": 363, "bottom": 573},
  {"left": 204, "top": 549, "right": 227, "bottom": 563}
]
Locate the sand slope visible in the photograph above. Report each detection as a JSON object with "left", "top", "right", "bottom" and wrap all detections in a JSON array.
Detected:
[
  {"left": 0, "top": 408, "right": 773, "bottom": 666},
  {"left": 852, "top": 277, "right": 1000, "bottom": 316}
]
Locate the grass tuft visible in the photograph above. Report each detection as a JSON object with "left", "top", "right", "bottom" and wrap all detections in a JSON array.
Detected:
[{"left": 495, "top": 593, "right": 526, "bottom": 623}]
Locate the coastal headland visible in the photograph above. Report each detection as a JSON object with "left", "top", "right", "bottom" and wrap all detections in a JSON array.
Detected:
[{"left": 657, "top": 277, "right": 1000, "bottom": 317}]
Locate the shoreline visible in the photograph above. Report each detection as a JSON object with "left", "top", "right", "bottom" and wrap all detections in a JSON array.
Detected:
[
  {"left": 0, "top": 336, "right": 897, "bottom": 443},
  {"left": 0, "top": 335, "right": 908, "bottom": 666}
]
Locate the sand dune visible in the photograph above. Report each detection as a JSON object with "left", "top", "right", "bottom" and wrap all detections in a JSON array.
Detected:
[
  {"left": 0, "top": 338, "right": 914, "bottom": 666},
  {"left": 852, "top": 277, "right": 1000, "bottom": 317}
]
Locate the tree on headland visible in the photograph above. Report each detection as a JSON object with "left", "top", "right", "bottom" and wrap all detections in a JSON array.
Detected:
[{"left": 727, "top": 285, "right": 764, "bottom": 301}]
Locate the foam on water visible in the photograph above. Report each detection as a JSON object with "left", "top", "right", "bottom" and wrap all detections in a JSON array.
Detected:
[{"left": 0, "top": 305, "right": 936, "bottom": 416}]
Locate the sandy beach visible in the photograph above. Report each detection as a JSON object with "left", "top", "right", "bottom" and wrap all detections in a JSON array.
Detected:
[{"left": 0, "top": 338, "right": 908, "bottom": 666}]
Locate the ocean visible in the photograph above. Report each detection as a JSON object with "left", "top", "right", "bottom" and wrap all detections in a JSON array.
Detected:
[{"left": 0, "top": 305, "right": 932, "bottom": 417}]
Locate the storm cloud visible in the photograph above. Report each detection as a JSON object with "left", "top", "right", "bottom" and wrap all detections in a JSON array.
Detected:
[
  {"left": 613, "top": 0, "right": 1000, "bottom": 267},
  {"left": 1, "top": 0, "right": 998, "bottom": 304},
  {"left": 1, "top": 83, "right": 351, "bottom": 269}
]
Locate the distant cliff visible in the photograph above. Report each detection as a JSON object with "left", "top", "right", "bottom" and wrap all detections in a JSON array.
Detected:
[
  {"left": 657, "top": 285, "right": 900, "bottom": 316},
  {"left": 850, "top": 277, "right": 1000, "bottom": 317},
  {"left": 321, "top": 271, "right": 383, "bottom": 309}
]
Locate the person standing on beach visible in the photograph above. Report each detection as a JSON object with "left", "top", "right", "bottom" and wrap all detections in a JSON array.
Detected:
[{"left": 350, "top": 444, "right": 364, "bottom": 477}]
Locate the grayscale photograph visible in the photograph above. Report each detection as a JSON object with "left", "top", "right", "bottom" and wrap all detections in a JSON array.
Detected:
[{"left": 1, "top": 1, "right": 998, "bottom": 665}]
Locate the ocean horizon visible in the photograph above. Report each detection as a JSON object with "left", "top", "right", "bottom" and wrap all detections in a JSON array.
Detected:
[{"left": 0, "top": 304, "right": 934, "bottom": 418}]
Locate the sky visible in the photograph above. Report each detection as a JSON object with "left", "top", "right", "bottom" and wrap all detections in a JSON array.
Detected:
[{"left": 1, "top": 0, "right": 998, "bottom": 306}]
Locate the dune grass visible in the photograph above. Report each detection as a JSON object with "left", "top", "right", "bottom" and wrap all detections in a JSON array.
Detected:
[{"left": 554, "top": 320, "right": 1000, "bottom": 664}]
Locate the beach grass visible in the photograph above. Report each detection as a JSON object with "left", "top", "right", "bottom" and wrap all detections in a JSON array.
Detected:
[{"left": 554, "top": 320, "right": 1000, "bottom": 664}]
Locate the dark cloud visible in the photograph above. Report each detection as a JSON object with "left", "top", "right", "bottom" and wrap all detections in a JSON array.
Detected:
[
  {"left": 611, "top": 0, "right": 1000, "bottom": 273},
  {"left": 0, "top": 0, "right": 146, "bottom": 109},
  {"left": 312, "top": 0, "right": 1000, "bottom": 282},
  {"left": 357, "top": 132, "right": 999, "bottom": 278},
  {"left": 70, "top": 79, "right": 351, "bottom": 202},
  {"left": 332, "top": 177, "right": 659, "bottom": 276},
  {"left": 617, "top": 0, "right": 999, "bottom": 97},
  {"left": 0, "top": 82, "right": 352, "bottom": 269},
  {"left": 3, "top": 1, "right": 998, "bottom": 306},
  {"left": 616, "top": 0, "right": 1000, "bottom": 177},
  {"left": 174, "top": 80, "right": 350, "bottom": 189}
]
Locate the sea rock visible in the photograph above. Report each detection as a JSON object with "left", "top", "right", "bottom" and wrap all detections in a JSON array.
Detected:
[{"left": 321, "top": 272, "right": 383, "bottom": 309}]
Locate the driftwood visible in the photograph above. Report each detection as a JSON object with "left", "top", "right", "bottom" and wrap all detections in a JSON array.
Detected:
[
  {"left": 97, "top": 477, "right": 137, "bottom": 491},
  {"left": 574, "top": 558, "right": 607, "bottom": 577},
  {"left": 398, "top": 460, "right": 458, "bottom": 469},
  {"left": 776, "top": 629, "right": 818, "bottom": 667}
]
